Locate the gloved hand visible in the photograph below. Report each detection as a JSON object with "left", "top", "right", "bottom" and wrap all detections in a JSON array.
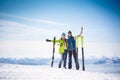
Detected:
[{"left": 46, "top": 39, "right": 51, "bottom": 42}]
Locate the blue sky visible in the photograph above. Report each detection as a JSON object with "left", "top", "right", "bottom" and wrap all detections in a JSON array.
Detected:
[{"left": 0, "top": 0, "right": 120, "bottom": 58}]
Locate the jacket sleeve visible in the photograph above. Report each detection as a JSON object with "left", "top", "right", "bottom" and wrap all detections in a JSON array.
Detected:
[{"left": 51, "top": 39, "right": 61, "bottom": 43}]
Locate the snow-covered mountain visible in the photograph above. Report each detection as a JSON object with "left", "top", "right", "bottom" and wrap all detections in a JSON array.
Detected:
[
  {"left": 84, "top": 56, "right": 120, "bottom": 64},
  {"left": 0, "top": 57, "right": 51, "bottom": 65},
  {"left": 0, "top": 56, "right": 120, "bottom": 65}
]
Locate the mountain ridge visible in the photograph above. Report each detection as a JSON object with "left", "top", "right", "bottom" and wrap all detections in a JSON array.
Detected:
[{"left": 0, "top": 56, "right": 120, "bottom": 65}]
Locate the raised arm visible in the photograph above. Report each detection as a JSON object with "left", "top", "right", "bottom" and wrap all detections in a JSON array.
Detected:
[{"left": 76, "top": 27, "right": 83, "bottom": 37}]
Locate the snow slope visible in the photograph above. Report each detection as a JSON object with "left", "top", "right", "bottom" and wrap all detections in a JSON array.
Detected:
[{"left": 0, "top": 63, "right": 119, "bottom": 80}]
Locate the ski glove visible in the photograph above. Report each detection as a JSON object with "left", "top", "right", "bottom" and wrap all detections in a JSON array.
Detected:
[{"left": 46, "top": 39, "right": 51, "bottom": 42}]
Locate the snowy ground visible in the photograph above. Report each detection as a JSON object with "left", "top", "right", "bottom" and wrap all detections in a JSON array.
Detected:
[{"left": 0, "top": 63, "right": 119, "bottom": 80}]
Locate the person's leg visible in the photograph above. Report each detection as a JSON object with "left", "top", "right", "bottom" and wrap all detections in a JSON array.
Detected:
[
  {"left": 63, "top": 50, "right": 67, "bottom": 69},
  {"left": 73, "top": 50, "right": 79, "bottom": 70},
  {"left": 76, "top": 48, "right": 79, "bottom": 63},
  {"left": 68, "top": 51, "right": 72, "bottom": 69},
  {"left": 76, "top": 48, "right": 78, "bottom": 56},
  {"left": 76, "top": 48, "right": 78, "bottom": 59}
]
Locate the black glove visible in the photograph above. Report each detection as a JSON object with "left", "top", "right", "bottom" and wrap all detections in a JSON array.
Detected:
[{"left": 46, "top": 39, "right": 51, "bottom": 42}]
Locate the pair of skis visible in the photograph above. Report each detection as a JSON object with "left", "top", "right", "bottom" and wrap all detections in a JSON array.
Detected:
[
  {"left": 80, "top": 36, "right": 85, "bottom": 71},
  {"left": 47, "top": 36, "right": 85, "bottom": 71},
  {"left": 46, "top": 37, "right": 56, "bottom": 67},
  {"left": 51, "top": 37, "right": 56, "bottom": 67}
]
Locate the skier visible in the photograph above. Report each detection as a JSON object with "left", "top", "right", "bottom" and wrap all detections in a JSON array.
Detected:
[
  {"left": 67, "top": 27, "right": 83, "bottom": 70},
  {"left": 46, "top": 33, "right": 67, "bottom": 69}
]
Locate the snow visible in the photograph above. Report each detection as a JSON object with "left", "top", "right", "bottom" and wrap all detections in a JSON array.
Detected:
[{"left": 0, "top": 63, "right": 119, "bottom": 80}]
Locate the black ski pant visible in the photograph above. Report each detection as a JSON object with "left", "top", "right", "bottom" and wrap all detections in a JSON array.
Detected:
[
  {"left": 76, "top": 48, "right": 78, "bottom": 61},
  {"left": 68, "top": 49, "right": 79, "bottom": 70}
]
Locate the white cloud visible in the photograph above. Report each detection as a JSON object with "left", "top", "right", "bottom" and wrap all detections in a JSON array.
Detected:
[
  {"left": 0, "top": 20, "right": 60, "bottom": 41},
  {"left": 0, "top": 12, "right": 68, "bottom": 26},
  {"left": 0, "top": 12, "right": 69, "bottom": 41}
]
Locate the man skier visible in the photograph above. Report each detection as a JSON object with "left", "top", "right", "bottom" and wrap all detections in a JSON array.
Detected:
[{"left": 67, "top": 27, "right": 83, "bottom": 70}]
